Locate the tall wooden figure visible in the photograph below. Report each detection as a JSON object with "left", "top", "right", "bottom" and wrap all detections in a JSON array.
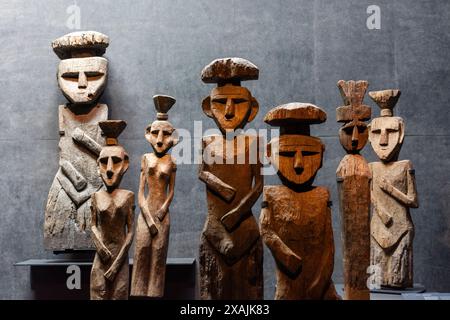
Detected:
[
  {"left": 45, "top": 31, "right": 110, "bottom": 250},
  {"left": 336, "top": 80, "right": 372, "bottom": 300},
  {"left": 261, "top": 103, "right": 340, "bottom": 300},
  {"left": 368, "top": 89, "right": 419, "bottom": 288},
  {"left": 90, "top": 120, "right": 134, "bottom": 300},
  {"left": 199, "top": 57, "right": 264, "bottom": 299},
  {"left": 131, "top": 95, "right": 177, "bottom": 298}
]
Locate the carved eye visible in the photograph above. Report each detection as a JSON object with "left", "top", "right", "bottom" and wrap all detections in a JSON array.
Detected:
[
  {"left": 112, "top": 156, "right": 122, "bottom": 164},
  {"left": 163, "top": 130, "right": 171, "bottom": 136},
  {"left": 371, "top": 128, "right": 381, "bottom": 134},
  {"left": 212, "top": 98, "right": 227, "bottom": 104},
  {"left": 233, "top": 98, "right": 248, "bottom": 104},
  {"left": 151, "top": 130, "right": 159, "bottom": 136},
  {"left": 279, "top": 151, "right": 296, "bottom": 157},
  {"left": 302, "top": 151, "right": 319, "bottom": 156},
  {"left": 99, "top": 157, "right": 108, "bottom": 165},
  {"left": 386, "top": 128, "right": 398, "bottom": 133},
  {"left": 62, "top": 72, "right": 79, "bottom": 79}
]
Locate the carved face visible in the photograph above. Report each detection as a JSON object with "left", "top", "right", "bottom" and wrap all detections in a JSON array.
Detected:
[
  {"left": 145, "top": 120, "right": 177, "bottom": 156},
  {"left": 369, "top": 117, "right": 404, "bottom": 162},
  {"left": 98, "top": 146, "right": 129, "bottom": 190},
  {"left": 339, "top": 119, "right": 368, "bottom": 153},
  {"left": 58, "top": 57, "right": 108, "bottom": 104},
  {"left": 202, "top": 85, "right": 259, "bottom": 133},
  {"left": 268, "top": 135, "right": 324, "bottom": 187}
]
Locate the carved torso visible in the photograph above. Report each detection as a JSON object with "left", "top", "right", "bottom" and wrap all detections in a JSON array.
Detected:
[
  {"left": 92, "top": 189, "right": 133, "bottom": 256},
  {"left": 370, "top": 160, "right": 414, "bottom": 250},
  {"left": 202, "top": 134, "right": 260, "bottom": 262},
  {"left": 142, "top": 153, "right": 176, "bottom": 214}
]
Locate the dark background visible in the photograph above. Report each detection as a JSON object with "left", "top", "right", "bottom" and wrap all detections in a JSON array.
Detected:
[{"left": 1, "top": 0, "right": 449, "bottom": 299}]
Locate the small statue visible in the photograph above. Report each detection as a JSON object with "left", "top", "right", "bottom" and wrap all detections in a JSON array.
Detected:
[
  {"left": 199, "top": 57, "right": 264, "bottom": 299},
  {"left": 336, "top": 80, "right": 372, "bottom": 300},
  {"left": 90, "top": 120, "right": 134, "bottom": 300},
  {"left": 45, "top": 31, "right": 110, "bottom": 250},
  {"left": 368, "top": 89, "right": 419, "bottom": 288},
  {"left": 261, "top": 103, "right": 340, "bottom": 300},
  {"left": 131, "top": 95, "right": 177, "bottom": 298}
]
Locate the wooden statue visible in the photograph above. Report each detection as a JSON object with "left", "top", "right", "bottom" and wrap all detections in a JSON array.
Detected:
[
  {"left": 131, "top": 95, "right": 177, "bottom": 298},
  {"left": 336, "top": 80, "right": 372, "bottom": 300},
  {"left": 90, "top": 120, "right": 134, "bottom": 300},
  {"left": 45, "top": 31, "right": 110, "bottom": 250},
  {"left": 261, "top": 103, "right": 340, "bottom": 300},
  {"left": 368, "top": 89, "right": 419, "bottom": 288},
  {"left": 199, "top": 57, "right": 264, "bottom": 299}
]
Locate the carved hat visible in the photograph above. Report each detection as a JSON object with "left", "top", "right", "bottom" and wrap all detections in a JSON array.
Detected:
[
  {"left": 52, "top": 31, "right": 109, "bottom": 59},
  {"left": 153, "top": 94, "right": 176, "bottom": 121},
  {"left": 369, "top": 89, "right": 401, "bottom": 117},
  {"left": 336, "top": 80, "right": 371, "bottom": 122},
  {"left": 264, "top": 102, "right": 327, "bottom": 135},
  {"left": 201, "top": 57, "right": 259, "bottom": 86},
  {"left": 98, "top": 120, "right": 126, "bottom": 146}
]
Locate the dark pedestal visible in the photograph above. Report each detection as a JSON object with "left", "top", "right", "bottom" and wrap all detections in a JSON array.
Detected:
[{"left": 15, "top": 258, "right": 196, "bottom": 300}]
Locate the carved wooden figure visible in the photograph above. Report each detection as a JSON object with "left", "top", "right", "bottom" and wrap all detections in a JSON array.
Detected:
[
  {"left": 336, "top": 80, "right": 372, "bottom": 300},
  {"left": 90, "top": 120, "right": 134, "bottom": 300},
  {"left": 199, "top": 58, "right": 263, "bottom": 300},
  {"left": 45, "top": 31, "right": 110, "bottom": 250},
  {"left": 131, "top": 95, "right": 177, "bottom": 298},
  {"left": 261, "top": 103, "right": 340, "bottom": 300},
  {"left": 368, "top": 89, "right": 418, "bottom": 288}
]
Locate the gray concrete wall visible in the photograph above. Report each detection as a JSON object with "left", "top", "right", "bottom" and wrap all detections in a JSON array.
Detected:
[{"left": 1, "top": 0, "right": 449, "bottom": 299}]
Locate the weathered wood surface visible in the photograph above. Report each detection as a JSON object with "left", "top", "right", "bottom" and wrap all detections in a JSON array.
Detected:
[
  {"left": 45, "top": 31, "right": 110, "bottom": 251},
  {"left": 368, "top": 89, "right": 418, "bottom": 288},
  {"left": 199, "top": 57, "right": 263, "bottom": 300},
  {"left": 131, "top": 95, "right": 177, "bottom": 298}
]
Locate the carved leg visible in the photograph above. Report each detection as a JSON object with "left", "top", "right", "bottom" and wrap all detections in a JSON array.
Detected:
[
  {"left": 90, "top": 254, "right": 107, "bottom": 300},
  {"left": 199, "top": 234, "right": 225, "bottom": 299},
  {"left": 323, "top": 281, "right": 341, "bottom": 300},
  {"left": 147, "top": 219, "right": 170, "bottom": 298},
  {"left": 111, "top": 255, "right": 129, "bottom": 300},
  {"left": 236, "top": 238, "right": 263, "bottom": 300},
  {"left": 370, "top": 235, "right": 387, "bottom": 287},
  {"left": 131, "top": 215, "right": 152, "bottom": 297},
  {"left": 388, "top": 231, "right": 413, "bottom": 288}
]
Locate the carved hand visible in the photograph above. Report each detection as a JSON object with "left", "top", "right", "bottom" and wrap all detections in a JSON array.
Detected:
[
  {"left": 99, "top": 247, "right": 112, "bottom": 263},
  {"left": 221, "top": 186, "right": 237, "bottom": 203},
  {"left": 379, "top": 176, "right": 394, "bottom": 194},
  {"left": 156, "top": 206, "right": 168, "bottom": 222},
  {"left": 104, "top": 266, "right": 117, "bottom": 282},
  {"left": 141, "top": 206, "right": 158, "bottom": 236},
  {"left": 221, "top": 208, "right": 240, "bottom": 232},
  {"left": 284, "top": 253, "right": 303, "bottom": 277}
]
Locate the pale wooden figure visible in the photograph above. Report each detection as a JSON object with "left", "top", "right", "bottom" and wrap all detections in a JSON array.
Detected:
[
  {"left": 199, "top": 58, "right": 263, "bottom": 300},
  {"left": 131, "top": 95, "right": 177, "bottom": 298},
  {"left": 261, "top": 103, "right": 340, "bottom": 300},
  {"left": 336, "top": 80, "right": 372, "bottom": 300},
  {"left": 368, "top": 89, "right": 419, "bottom": 288},
  {"left": 45, "top": 31, "right": 110, "bottom": 250},
  {"left": 90, "top": 120, "right": 134, "bottom": 300}
]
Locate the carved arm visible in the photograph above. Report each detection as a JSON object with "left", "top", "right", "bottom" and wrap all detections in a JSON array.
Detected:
[
  {"left": 138, "top": 157, "right": 158, "bottom": 236},
  {"left": 90, "top": 195, "right": 112, "bottom": 263},
  {"left": 60, "top": 160, "right": 87, "bottom": 191},
  {"left": 156, "top": 168, "right": 176, "bottom": 221},
  {"left": 380, "top": 166, "right": 418, "bottom": 208},
  {"left": 260, "top": 203, "right": 302, "bottom": 277},
  {"left": 104, "top": 194, "right": 135, "bottom": 281},
  {"left": 72, "top": 127, "right": 102, "bottom": 156}
]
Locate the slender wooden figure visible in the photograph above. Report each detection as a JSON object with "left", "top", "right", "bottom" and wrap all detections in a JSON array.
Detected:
[
  {"left": 90, "top": 120, "right": 134, "bottom": 300},
  {"left": 368, "top": 89, "right": 419, "bottom": 288},
  {"left": 261, "top": 103, "right": 340, "bottom": 300},
  {"left": 336, "top": 80, "right": 372, "bottom": 300},
  {"left": 45, "top": 31, "right": 110, "bottom": 250},
  {"left": 131, "top": 95, "right": 177, "bottom": 298},
  {"left": 199, "top": 57, "right": 264, "bottom": 299}
]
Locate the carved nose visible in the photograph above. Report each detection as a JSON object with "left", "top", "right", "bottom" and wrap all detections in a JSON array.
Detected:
[
  {"left": 78, "top": 72, "right": 88, "bottom": 89},
  {"left": 351, "top": 125, "right": 359, "bottom": 147},
  {"left": 157, "top": 131, "right": 164, "bottom": 147},
  {"left": 106, "top": 158, "right": 113, "bottom": 178},
  {"left": 225, "top": 99, "right": 235, "bottom": 120},
  {"left": 293, "top": 151, "right": 304, "bottom": 174},
  {"left": 379, "top": 130, "right": 389, "bottom": 146}
]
